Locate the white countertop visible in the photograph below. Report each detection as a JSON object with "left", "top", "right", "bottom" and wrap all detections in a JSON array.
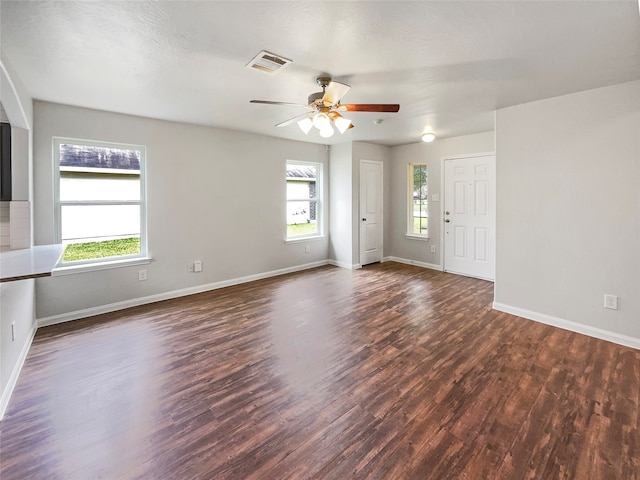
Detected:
[{"left": 0, "top": 244, "right": 65, "bottom": 282}]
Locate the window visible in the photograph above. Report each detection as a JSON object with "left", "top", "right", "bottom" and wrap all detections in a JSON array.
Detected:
[
  {"left": 408, "top": 163, "right": 428, "bottom": 237},
  {"left": 54, "top": 138, "right": 146, "bottom": 264},
  {"left": 286, "top": 161, "right": 322, "bottom": 239}
]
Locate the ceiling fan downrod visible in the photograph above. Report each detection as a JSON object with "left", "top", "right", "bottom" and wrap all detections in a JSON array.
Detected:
[{"left": 316, "top": 76, "right": 332, "bottom": 89}]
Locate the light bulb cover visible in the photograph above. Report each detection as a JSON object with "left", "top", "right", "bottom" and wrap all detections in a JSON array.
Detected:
[
  {"left": 319, "top": 125, "right": 334, "bottom": 138},
  {"left": 421, "top": 133, "right": 436, "bottom": 143},
  {"left": 297, "top": 117, "right": 313, "bottom": 134},
  {"left": 313, "top": 112, "right": 331, "bottom": 130},
  {"left": 334, "top": 116, "right": 352, "bottom": 134}
]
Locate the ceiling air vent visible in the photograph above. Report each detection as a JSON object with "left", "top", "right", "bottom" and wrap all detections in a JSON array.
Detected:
[{"left": 246, "top": 51, "right": 292, "bottom": 74}]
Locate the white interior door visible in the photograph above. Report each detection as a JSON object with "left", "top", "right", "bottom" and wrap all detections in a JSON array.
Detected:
[
  {"left": 360, "top": 160, "right": 383, "bottom": 266},
  {"left": 443, "top": 154, "right": 495, "bottom": 280}
]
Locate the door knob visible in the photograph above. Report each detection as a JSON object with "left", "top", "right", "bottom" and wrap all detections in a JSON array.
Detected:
[
  {"left": 445, "top": 211, "right": 450, "bottom": 215},
  {"left": 362, "top": 218, "right": 367, "bottom": 222},
  {"left": 445, "top": 219, "right": 450, "bottom": 223}
]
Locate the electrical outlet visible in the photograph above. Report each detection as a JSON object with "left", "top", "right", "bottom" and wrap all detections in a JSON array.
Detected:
[
  {"left": 604, "top": 294, "right": 618, "bottom": 310},
  {"left": 187, "top": 263, "right": 194, "bottom": 273},
  {"left": 138, "top": 270, "right": 148, "bottom": 281},
  {"left": 194, "top": 260, "right": 202, "bottom": 272},
  {"left": 305, "top": 245, "right": 311, "bottom": 253},
  {"left": 430, "top": 245, "right": 436, "bottom": 253}
]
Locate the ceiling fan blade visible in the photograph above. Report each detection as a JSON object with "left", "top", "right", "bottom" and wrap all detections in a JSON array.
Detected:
[
  {"left": 339, "top": 104, "right": 400, "bottom": 113},
  {"left": 250, "top": 100, "right": 310, "bottom": 108},
  {"left": 322, "top": 81, "right": 351, "bottom": 105},
  {"left": 275, "top": 112, "right": 313, "bottom": 127}
]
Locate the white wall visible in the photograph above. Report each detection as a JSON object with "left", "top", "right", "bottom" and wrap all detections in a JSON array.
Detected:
[
  {"left": 495, "top": 80, "right": 640, "bottom": 344},
  {"left": 33, "top": 101, "right": 330, "bottom": 319},
  {"left": 0, "top": 279, "right": 35, "bottom": 416},
  {"left": 389, "top": 132, "right": 495, "bottom": 266},
  {"left": 328, "top": 142, "right": 354, "bottom": 267},
  {"left": 0, "top": 53, "right": 32, "bottom": 130},
  {"left": 9, "top": 127, "right": 30, "bottom": 202},
  {"left": 0, "top": 280, "right": 35, "bottom": 389}
]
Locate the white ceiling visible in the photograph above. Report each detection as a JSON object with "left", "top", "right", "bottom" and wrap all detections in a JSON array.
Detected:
[{"left": 1, "top": 1, "right": 638, "bottom": 146}]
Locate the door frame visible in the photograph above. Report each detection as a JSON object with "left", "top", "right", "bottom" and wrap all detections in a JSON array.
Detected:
[
  {"left": 359, "top": 159, "right": 384, "bottom": 267},
  {"left": 440, "top": 152, "right": 496, "bottom": 279}
]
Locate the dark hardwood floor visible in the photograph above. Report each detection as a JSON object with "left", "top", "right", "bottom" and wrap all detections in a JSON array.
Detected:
[{"left": 1, "top": 262, "right": 638, "bottom": 479}]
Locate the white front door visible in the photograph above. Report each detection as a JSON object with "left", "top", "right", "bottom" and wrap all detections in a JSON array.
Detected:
[
  {"left": 360, "top": 160, "right": 383, "bottom": 266},
  {"left": 443, "top": 154, "right": 495, "bottom": 280}
]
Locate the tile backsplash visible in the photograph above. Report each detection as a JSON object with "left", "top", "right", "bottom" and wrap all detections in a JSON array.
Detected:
[
  {"left": 0, "top": 200, "right": 31, "bottom": 249},
  {"left": 0, "top": 202, "right": 9, "bottom": 248}
]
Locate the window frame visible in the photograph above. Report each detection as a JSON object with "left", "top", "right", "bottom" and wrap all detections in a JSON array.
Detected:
[
  {"left": 53, "top": 137, "right": 148, "bottom": 269},
  {"left": 285, "top": 160, "right": 323, "bottom": 241},
  {"left": 407, "top": 163, "right": 429, "bottom": 239}
]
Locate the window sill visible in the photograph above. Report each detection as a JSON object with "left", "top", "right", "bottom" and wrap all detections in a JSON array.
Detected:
[
  {"left": 53, "top": 256, "right": 152, "bottom": 276},
  {"left": 285, "top": 235, "right": 326, "bottom": 244},
  {"left": 405, "top": 234, "right": 430, "bottom": 241}
]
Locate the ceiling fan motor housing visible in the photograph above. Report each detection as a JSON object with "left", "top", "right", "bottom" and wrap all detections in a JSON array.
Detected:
[{"left": 308, "top": 91, "right": 324, "bottom": 106}]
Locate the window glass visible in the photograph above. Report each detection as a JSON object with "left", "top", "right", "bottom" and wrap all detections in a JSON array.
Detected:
[
  {"left": 55, "top": 139, "right": 146, "bottom": 264},
  {"left": 286, "top": 161, "right": 321, "bottom": 238},
  {"left": 409, "top": 164, "right": 428, "bottom": 236}
]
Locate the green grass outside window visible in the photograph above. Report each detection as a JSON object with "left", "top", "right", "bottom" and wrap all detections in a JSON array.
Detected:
[
  {"left": 62, "top": 237, "right": 140, "bottom": 262},
  {"left": 287, "top": 223, "right": 317, "bottom": 237}
]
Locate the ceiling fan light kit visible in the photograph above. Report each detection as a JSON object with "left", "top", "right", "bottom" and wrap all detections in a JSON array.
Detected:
[
  {"left": 312, "top": 112, "right": 331, "bottom": 130},
  {"left": 297, "top": 117, "right": 313, "bottom": 134},
  {"left": 250, "top": 76, "right": 400, "bottom": 137},
  {"left": 319, "top": 125, "right": 335, "bottom": 138},
  {"left": 333, "top": 115, "right": 352, "bottom": 134}
]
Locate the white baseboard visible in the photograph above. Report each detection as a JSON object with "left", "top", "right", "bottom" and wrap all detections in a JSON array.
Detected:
[
  {"left": 38, "top": 260, "right": 330, "bottom": 328},
  {"left": 385, "top": 256, "right": 443, "bottom": 271},
  {"left": 328, "top": 259, "right": 361, "bottom": 270},
  {"left": 0, "top": 324, "right": 37, "bottom": 420},
  {"left": 493, "top": 302, "right": 640, "bottom": 350}
]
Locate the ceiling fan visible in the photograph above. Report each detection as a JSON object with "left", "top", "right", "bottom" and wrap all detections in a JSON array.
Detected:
[{"left": 250, "top": 76, "right": 400, "bottom": 138}]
